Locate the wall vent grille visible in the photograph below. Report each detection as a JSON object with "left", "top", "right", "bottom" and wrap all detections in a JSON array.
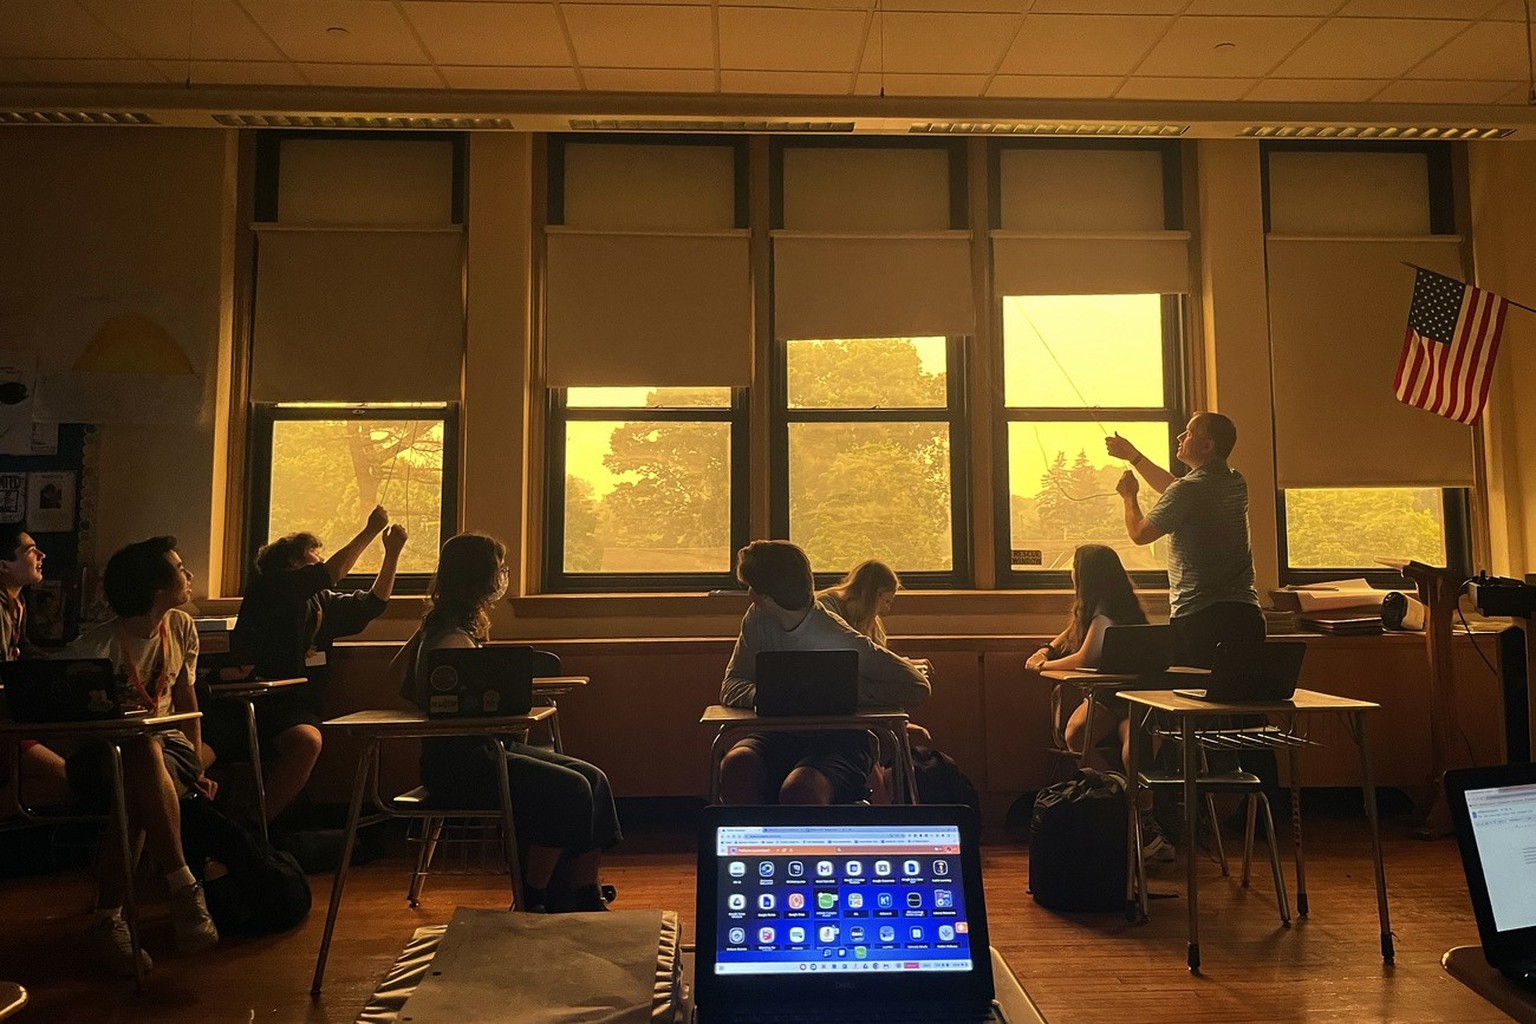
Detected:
[
  {"left": 211, "top": 113, "right": 513, "bottom": 130},
  {"left": 910, "top": 121, "right": 1187, "bottom": 136},
  {"left": 569, "top": 118, "right": 854, "bottom": 133},
  {"left": 1, "top": 110, "right": 157, "bottom": 125},
  {"left": 1239, "top": 124, "right": 1513, "bottom": 140}
]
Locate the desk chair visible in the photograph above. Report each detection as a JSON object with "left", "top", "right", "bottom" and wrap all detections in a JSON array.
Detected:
[
  {"left": 0, "top": 982, "right": 26, "bottom": 1021},
  {"left": 206, "top": 676, "right": 308, "bottom": 842}
]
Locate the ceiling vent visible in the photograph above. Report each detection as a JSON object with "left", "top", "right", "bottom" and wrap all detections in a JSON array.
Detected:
[
  {"left": 211, "top": 113, "right": 514, "bottom": 130},
  {"left": 1, "top": 110, "right": 158, "bottom": 126},
  {"left": 569, "top": 118, "right": 854, "bottom": 133},
  {"left": 910, "top": 121, "right": 1186, "bottom": 137},
  {"left": 1240, "top": 124, "right": 1513, "bottom": 140}
]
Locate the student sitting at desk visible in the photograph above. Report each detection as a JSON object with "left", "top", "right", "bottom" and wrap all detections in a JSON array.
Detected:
[
  {"left": 719, "top": 540, "right": 930, "bottom": 805},
  {"left": 62, "top": 537, "right": 219, "bottom": 974},
  {"left": 214, "top": 505, "right": 407, "bottom": 823},
  {"left": 407, "top": 533, "right": 620, "bottom": 914},
  {"left": 0, "top": 522, "right": 70, "bottom": 809}
]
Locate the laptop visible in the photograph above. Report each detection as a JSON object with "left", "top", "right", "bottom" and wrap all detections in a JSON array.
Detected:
[
  {"left": 1172, "top": 640, "right": 1306, "bottom": 702},
  {"left": 423, "top": 647, "right": 535, "bottom": 718},
  {"left": 1075, "top": 624, "right": 1174, "bottom": 675},
  {"left": 1445, "top": 763, "right": 1536, "bottom": 989},
  {"left": 0, "top": 659, "right": 136, "bottom": 723},
  {"left": 695, "top": 804, "right": 1001, "bottom": 1024},
  {"left": 754, "top": 650, "right": 859, "bottom": 717}
]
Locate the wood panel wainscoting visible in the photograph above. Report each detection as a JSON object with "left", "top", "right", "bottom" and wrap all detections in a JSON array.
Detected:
[{"left": 322, "top": 630, "right": 1511, "bottom": 822}]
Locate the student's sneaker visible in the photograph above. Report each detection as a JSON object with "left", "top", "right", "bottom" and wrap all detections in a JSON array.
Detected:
[
  {"left": 1140, "top": 811, "right": 1178, "bottom": 864},
  {"left": 87, "top": 914, "right": 153, "bottom": 977},
  {"left": 168, "top": 882, "right": 219, "bottom": 954}
]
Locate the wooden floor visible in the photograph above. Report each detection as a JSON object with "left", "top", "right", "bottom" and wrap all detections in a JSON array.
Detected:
[{"left": 0, "top": 800, "right": 1508, "bottom": 1024}]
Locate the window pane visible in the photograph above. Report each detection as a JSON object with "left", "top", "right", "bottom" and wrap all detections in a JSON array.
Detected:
[
  {"left": 788, "top": 422, "right": 952, "bottom": 572},
  {"left": 1285, "top": 487, "right": 1446, "bottom": 569},
  {"left": 786, "top": 338, "right": 947, "bottom": 409},
  {"left": 1002, "top": 295, "right": 1165, "bottom": 409},
  {"left": 564, "top": 420, "right": 732, "bottom": 573},
  {"left": 566, "top": 386, "right": 732, "bottom": 409},
  {"left": 1006, "top": 421, "right": 1169, "bottom": 572},
  {"left": 268, "top": 418, "right": 444, "bottom": 576}
]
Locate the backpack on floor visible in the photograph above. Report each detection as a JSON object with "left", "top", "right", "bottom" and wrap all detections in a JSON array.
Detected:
[
  {"left": 180, "top": 795, "right": 312, "bottom": 938},
  {"left": 911, "top": 746, "right": 981, "bottom": 810},
  {"left": 1028, "top": 767, "right": 1128, "bottom": 912}
]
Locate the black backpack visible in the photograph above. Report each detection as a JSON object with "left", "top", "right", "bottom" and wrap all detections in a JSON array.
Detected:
[
  {"left": 911, "top": 746, "right": 981, "bottom": 810},
  {"left": 1028, "top": 768, "right": 1128, "bottom": 912},
  {"left": 179, "top": 795, "right": 312, "bottom": 938}
]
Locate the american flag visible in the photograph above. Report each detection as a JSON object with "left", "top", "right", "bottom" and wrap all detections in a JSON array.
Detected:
[{"left": 1393, "top": 267, "right": 1509, "bottom": 424}]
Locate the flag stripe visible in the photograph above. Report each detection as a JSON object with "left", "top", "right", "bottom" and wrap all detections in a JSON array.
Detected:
[{"left": 1394, "top": 269, "right": 1511, "bottom": 425}]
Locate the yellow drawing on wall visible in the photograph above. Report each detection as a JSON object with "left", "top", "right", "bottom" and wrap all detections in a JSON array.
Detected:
[{"left": 73, "top": 313, "right": 193, "bottom": 375}]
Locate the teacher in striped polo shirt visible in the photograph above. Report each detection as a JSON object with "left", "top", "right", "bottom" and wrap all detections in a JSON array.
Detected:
[{"left": 1106, "top": 412, "right": 1263, "bottom": 668}]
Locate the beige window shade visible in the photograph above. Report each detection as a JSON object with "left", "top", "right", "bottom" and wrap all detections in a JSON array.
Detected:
[
  {"left": 562, "top": 142, "right": 737, "bottom": 230},
  {"left": 1266, "top": 236, "right": 1473, "bottom": 487},
  {"left": 544, "top": 229, "right": 752, "bottom": 387},
  {"left": 277, "top": 139, "right": 455, "bottom": 226},
  {"left": 772, "top": 232, "right": 975, "bottom": 340},
  {"left": 1267, "top": 151, "right": 1431, "bottom": 237},
  {"left": 998, "top": 148, "right": 1167, "bottom": 232},
  {"left": 782, "top": 147, "right": 953, "bottom": 231},
  {"left": 250, "top": 227, "right": 465, "bottom": 402},
  {"left": 991, "top": 232, "right": 1190, "bottom": 296}
]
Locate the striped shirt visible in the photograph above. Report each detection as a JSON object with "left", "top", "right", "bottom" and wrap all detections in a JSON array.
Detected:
[{"left": 1144, "top": 460, "right": 1259, "bottom": 619}]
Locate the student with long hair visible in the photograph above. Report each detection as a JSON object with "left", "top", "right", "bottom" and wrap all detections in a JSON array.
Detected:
[
  {"left": 816, "top": 559, "right": 899, "bottom": 646},
  {"left": 407, "top": 533, "right": 620, "bottom": 913}
]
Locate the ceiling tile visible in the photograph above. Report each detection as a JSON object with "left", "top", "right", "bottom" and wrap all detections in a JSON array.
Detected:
[
  {"left": 581, "top": 67, "right": 717, "bottom": 91},
  {"left": 720, "top": 69, "right": 853, "bottom": 94},
  {"left": 153, "top": 59, "right": 307, "bottom": 86},
  {"left": 0, "top": 1, "right": 136, "bottom": 59},
  {"left": 871, "top": 12, "right": 1021, "bottom": 74},
  {"left": 853, "top": 72, "right": 989, "bottom": 96},
  {"left": 402, "top": 2, "right": 569, "bottom": 67},
  {"left": 1030, "top": 0, "right": 1187, "bottom": 12},
  {"left": 883, "top": 0, "right": 1032, "bottom": 10},
  {"left": 0, "top": 58, "right": 37, "bottom": 82},
  {"left": 1408, "top": 21, "right": 1524, "bottom": 80},
  {"left": 1244, "top": 77, "right": 1388, "bottom": 102},
  {"left": 440, "top": 65, "right": 582, "bottom": 91},
  {"left": 1137, "top": 16, "right": 1322, "bottom": 77},
  {"left": 1373, "top": 78, "right": 1523, "bottom": 104},
  {"left": 1485, "top": 0, "right": 1525, "bottom": 19},
  {"left": 719, "top": 7, "right": 866, "bottom": 72},
  {"left": 1271, "top": 17, "right": 1465, "bottom": 78},
  {"left": 560, "top": 0, "right": 710, "bottom": 4},
  {"left": 239, "top": 1, "right": 426, "bottom": 64},
  {"left": 298, "top": 62, "right": 443, "bottom": 88},
  {"left": 1496, "top": 82, "right": 1531, "bottom": 102},
  {"left": 1338, "top": 0, "right": 1500, "bottom": 16},
  {"left": 986, "top": 74, "right": 1122, "bottom": 98},
  {"left": 0, "top": 58, "right": 168, "bottom": 83},
  {"left": 1116, "top": 76, "right": 1256, "bottom": 100},
  {"left": 1000, "top": 14, "right": 1171, "bottom": 75},
  {"left": 563, "top": 5, "right": 715, "bottom": 69},
  {"left": 1185, "top": 0, "right": 1343, "bottom": 12},
  {"left": 79, "top": 0, "right": 282, "bottom": 62}
]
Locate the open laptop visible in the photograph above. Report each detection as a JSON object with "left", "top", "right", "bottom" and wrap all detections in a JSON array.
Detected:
[
  {"left": 695, "top": 804, "right": 1000, "bottom": 1024},
  {"left": 1172, "top": 640, "right": 1306, "bottom": 702},
  {"left": 0, "top": 659, "right": 136, "bottom": 723},
  {"left": 754, "top": 650, "right": 859, "bottom": 717},
  {"left": 1445, "top": 763, "right": 1536, "bottom": 990},
  {"left": 1074, "top": 624, "right": 1174, "bottom": 675},
  {"left": 423, "top": 647, "right": 535, "bottom": 718}
]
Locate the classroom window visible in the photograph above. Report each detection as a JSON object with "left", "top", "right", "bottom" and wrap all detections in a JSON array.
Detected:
[
  {"left": 247, "top": 404, "right": 459, "bottom": 586},
  {"left": 548, "top": 388, "right": 747, "bottom": 588},
  {"left": 998, "top": 294, "right": 1182, "bottom": 583},
  {"left": 1279, "top": 487, "right": 1468, "bottom": 584}
]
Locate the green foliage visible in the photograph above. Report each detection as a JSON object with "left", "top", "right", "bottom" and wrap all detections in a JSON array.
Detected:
[{"left": 1285, "top": 488, "right": 1444, "bottom": 568}]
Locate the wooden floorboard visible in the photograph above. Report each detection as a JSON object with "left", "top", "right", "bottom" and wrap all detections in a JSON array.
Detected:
[{"left": 0, "top": 807, "right": 1508, "bottom": 1023}]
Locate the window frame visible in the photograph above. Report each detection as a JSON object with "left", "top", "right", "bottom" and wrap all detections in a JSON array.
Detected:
[
  {"left": 1261, "top": 139, "right": 1470, "bottom": 586},
  {"left": 768, "top": 137, "right": 973, "bottom": 589},
  {"left": 245, "top": 402, "right": 461, "bottom": 595}
]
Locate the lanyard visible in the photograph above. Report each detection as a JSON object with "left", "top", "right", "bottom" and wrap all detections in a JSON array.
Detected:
[
  {"left": 2, "top": 593, "right": 22, "bottom": 660},
  {"left": 120, "top": 619, "right": 172, "bottom": 710}
]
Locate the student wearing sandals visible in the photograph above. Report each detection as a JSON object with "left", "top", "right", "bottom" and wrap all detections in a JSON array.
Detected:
[{"left": 404, "top": 533, "right": 620, "bottom": 913}]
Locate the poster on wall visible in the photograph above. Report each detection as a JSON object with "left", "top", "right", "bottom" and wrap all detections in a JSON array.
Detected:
[
  {"left": 0, "top": 473, "right": 25, "bottom": 525},
  {"left": 27, "top": 579, "right": 65, "bottom": 643},
  {"left": 26, "top": 471, "right": 74, "bottom": 533},
  {"left": 0, "top": 350, "right": 37, "bottom": 456}
]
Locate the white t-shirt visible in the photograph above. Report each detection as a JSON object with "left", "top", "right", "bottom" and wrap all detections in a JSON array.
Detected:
[{"left": 64, "top": 609, "right": 199, "bottom": 717}]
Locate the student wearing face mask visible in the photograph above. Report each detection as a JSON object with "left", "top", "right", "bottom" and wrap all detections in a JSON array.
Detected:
[{"left": 404, "top": 533, "right": 621, "bottom": 914}]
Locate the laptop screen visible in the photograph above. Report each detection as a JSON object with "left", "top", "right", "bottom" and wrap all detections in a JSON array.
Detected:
[
  {"left": 1462, "top": 781, "right": 1536, "bottom": 934},
  {"left": 710, "top": 822, "right": 976, "bottom": 976}
]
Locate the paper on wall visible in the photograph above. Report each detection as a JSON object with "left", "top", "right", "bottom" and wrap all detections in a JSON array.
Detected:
[
  {"left": 0, "top": 350, "right": 37, "bottom": 455},
  {"left": 27, "top": 470, "right": 75, "bottom": 533}
]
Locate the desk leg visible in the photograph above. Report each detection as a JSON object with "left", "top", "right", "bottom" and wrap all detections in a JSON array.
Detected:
[
  {"left": 547, "top": 707, "right": 565, "bottom": 755},
  {"left": 106, "top": 741, "right": 146, "bottom": 989},
  {"left": 896, "top": 726, "right": 919, "bottom": 806},
  {"left": 1080, "top": 693, "right": 1097, "bottom": 771},
  {"left": 311, "top": 740, "right": 375, "bottom": 996},
  {"left": 1286, "top": 738, "right": 1308, "bottom": 917},
  {"left": 242, "top": 699, "right": 269, "bottom": 845},
  {"left": 1183, "top": 717, "right": 1200, "bottom": 973},
  {"left": 1350, "top": 711, "right": 1394, "bottom": 964},
  {"left": 1126, "top": 706, "right": 1148, "bottom": 923},
  {"left": 708, "top": 729, "right": 732, "bottom": 805},
  {"left": 495, "top": 742, "right": 523, "bottom": 910}
]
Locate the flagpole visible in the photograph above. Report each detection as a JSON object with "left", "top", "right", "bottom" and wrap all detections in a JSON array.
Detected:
[{"left": 1400, "top": 261, "right": 1536, "bottom": 315}]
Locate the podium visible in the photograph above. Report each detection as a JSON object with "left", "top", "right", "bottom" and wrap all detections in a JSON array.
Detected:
[{"left": 1398, "top": 560, "right": 1465, "bottom": 838}]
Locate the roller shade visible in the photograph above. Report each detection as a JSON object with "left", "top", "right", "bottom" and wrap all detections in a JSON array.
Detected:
[
  {"left": 772, "top": 232, "right": 974, "bottom": 340},
  {"left": 991, "top": 232, "right": 1190, "bottom": 296},
  {"left": 544, "top": 229, "right": 752, "bottom": 387},
  {"left": 1266, "top": 236, "right": 1473, "bottom": 487},
  {"left": 251, "top": 227, "right": 464, "bottom": 402}
]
